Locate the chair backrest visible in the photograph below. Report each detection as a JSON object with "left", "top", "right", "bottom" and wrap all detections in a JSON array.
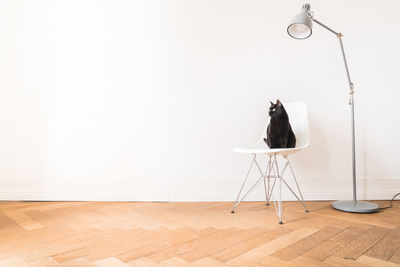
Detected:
[{"left": 258, "top": 101, "right": 310, "bottom": 148}]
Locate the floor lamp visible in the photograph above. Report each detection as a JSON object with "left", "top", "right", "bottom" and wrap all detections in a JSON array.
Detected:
[{"left": 287, "top": 4, "right": 379, "bottom": 213}]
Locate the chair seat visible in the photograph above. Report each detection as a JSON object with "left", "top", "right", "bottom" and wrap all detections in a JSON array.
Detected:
[{"left": 233, "top": 146, "right": 305, "bottom": 157}]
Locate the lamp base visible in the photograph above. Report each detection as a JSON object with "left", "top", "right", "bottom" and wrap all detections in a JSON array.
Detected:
[{"left": 332, "top": 200, "right": 379, "bottom": 213}]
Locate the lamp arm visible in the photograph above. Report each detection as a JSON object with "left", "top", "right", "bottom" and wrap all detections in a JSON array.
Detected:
[
  {"left": 312, "top": 16, "right": 357, "bottom": 203},
  {"left": 311, "top": 17, "right": 354, "bottom": 95},
  {"left": 312, "top": 18, "right": 340, "bottom": 36}
]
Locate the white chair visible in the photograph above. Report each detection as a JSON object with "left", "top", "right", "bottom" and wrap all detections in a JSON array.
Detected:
[{"left": 231, "top": 101, "right": 309, "bottom": 224}]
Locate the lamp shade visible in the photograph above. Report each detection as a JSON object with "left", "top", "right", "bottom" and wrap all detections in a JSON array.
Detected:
[{"left": 287, "top": 4, "right": 313, "bottom": 39}]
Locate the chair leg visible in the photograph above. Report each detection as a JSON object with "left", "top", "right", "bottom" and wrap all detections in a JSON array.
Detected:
[
  {"left": 254, "top": 157, "right": 271, "bottom": 206},
  {"left": 287, "top": 157, "right": 309, "bottom": 213},
  {"left": 267, "top": 159, "right": 279, "bottom": 219},
  {"left": 263, "top": 172, "right": 268, "bottom": 205},
  {"left": 231, "top": 154, "right": 272, "bottom": 213},
  {"left": 273, "top": 155, "right": 283, "bottom": 224},
  {"left": 267, "top": 157, "right": 286, "bottom": 205},
  {"left": 267, "top": 155, "right": 309, "bottom": 224},
  {"left": 275, "top": 157, "right": 308, "bottom": 213},
  {"left": 231, "top": 154, "right": 256, "bottom": 213},
  {"left": 232, "top": 175, "right": 265, "bottom": 213},
  {"left": 265, "top": 157, "right": 273, "bottom": 206}
]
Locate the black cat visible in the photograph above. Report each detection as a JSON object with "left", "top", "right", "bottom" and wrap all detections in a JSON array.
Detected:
[{"left": 264, "top": 100, "right": 296, "bottom": 149}]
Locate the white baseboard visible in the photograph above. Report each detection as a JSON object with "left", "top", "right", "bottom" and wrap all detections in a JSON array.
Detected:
[{"left": 0, "top": 177, "right": 399, "bottom": 201}]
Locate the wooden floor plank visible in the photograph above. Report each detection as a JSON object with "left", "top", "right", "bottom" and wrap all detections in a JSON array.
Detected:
[
  {"left": 85, "top": 228, "right": 172, "bottom": 262},
  {"left": 224, "top": 258, "right": 264, "bottom": 267},
  {"left": 59, "top": 257, "right": 97, "bottom": 267},
  {"left": 323, "top": 256, "right": 369, "bottom": 267},
  {"left": 93, "top": 257, "right": 129, "bottom": 267},
  {"left": 303, "top": 225, "right": 370, "bottom": 262},
  {"left": 53, "top": 228, "right": 154, "bottom": 262},
  {"left": 177, "top": 226, "right": 269, "bottom": 262},
  {"left": 161, "top": 257, "right": 193, "bottom": 267},
  {"left": 210, "top": 227, "right": 291, "bottom": 262},
  {"left": 389, "top": 248, "right": 400, "bottom": 264},
  {"left": 116, "top": 228, "right": 200, "bottom": 262},
  {"left": 356, "top": 255, "right": 400, "bottom": 267},
  {"left": 1, "top": 211, "right": 44, "bottom": 230},
  {"left": 364, "top": 229, "right": 400, "bottom": 260},
  {"left": 270, "top": 226, "right": 343, "bottom": 261},
  {"left": 147, "top": 227, "right": 241, "bottom": 262},
  {"left": 291, "top": 256, "right": 335, "bottom": 267},
  {"left": 28, "top": 257, "right": 60, "bottom": 267},
  {"left": 192, "top": 257, "right": 230, "bottom": 267},
  {"left": 254, "top": 255, "right": 293, "bottom": 266},
  {"left": 0, "top": 211, "right": 22, "bottom": 234},
  {"left": 226, "top": 227, "right": 318, "bottom": 263},
  {"left": 127, "top": 257, "right": 163, "bottom": 267},
  {"left": 334, "top": 226, "right": 392, "bottom": 260},
  {"left": 0, "top": 257, "right": 28, "bottom": 267}
]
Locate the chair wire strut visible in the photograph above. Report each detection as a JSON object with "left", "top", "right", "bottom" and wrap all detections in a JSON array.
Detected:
[{"left": 231, "top": 154, "right": 308, "bottom": 224}]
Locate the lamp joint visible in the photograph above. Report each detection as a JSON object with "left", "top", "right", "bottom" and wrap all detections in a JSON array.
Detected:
[
  {"left": 337, "top": 33, "right": 343, "bottom": 38},
  {"left": 349, "top": 82, "right": 355, "bottom": 95}
]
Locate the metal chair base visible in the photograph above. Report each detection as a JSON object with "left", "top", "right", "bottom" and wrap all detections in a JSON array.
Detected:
[{"left": 231, "top": 154, "right": 308, "bottom": 224}]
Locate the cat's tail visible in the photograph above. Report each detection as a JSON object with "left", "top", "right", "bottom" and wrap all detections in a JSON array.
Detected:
[{"left": 264, "top": 138, "right": 270, "bottom": 147}]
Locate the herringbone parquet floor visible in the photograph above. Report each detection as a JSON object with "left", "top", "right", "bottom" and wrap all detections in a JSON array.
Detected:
[{"left": 0, "top": 201, "right": 399, "bottom": 266}]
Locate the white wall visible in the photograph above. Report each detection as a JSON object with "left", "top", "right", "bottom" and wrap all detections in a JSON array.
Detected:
[{"left": 0, "top": 0, "right": 399, "bottom": 201}]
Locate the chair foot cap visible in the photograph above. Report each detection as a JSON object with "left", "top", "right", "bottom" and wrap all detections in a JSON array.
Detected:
[
  {"left": 266, "top": 203, "right": 270, "bottom": 206},
  {"left": 305, "top": 209, "right": 309, "bottom": 213},
  {"left": 230, "top": 210, "right": 235, "bottom": 214},
  {"left": 279, "top": 221, "right": 283, "bottom": 224}
]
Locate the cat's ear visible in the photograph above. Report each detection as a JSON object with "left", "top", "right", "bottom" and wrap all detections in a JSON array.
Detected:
[
  {"left": 276, "top": 99, "right": 282, "bottom": 107},
  {"left": 270, "top": 101, "right": 274, "bottom": 106}
]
